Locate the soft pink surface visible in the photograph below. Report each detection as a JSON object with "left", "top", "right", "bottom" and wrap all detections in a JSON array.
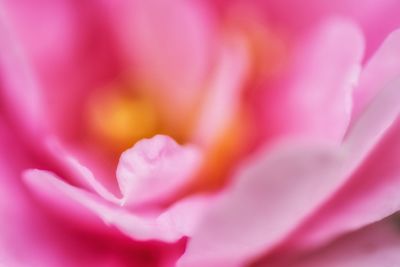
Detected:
[
  {"left": 117, "top": 135, "right": 202, "bottom": 206},
  {"left": 0, "top": 121, "right": 186, "bottom": 267},
  {"left": 1, "top": 1, "right": 400, "bottom": 267},
  {"left": 178, "top": 61, "right": 400, "bottom": 267},
  {"left": 257, "top": 216, "right": 400, "bottom": 267}
]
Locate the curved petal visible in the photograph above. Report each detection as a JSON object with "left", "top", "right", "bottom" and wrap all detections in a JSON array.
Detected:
[
  {"left": 108, "top": 0, "right": 215, "bottom": 112},
  {"left": 221, "top": 0, "right": 400, "bottom": 59},
  {"left": 280, "top": 218, "right": 400, "bottom": 267},
  {"left": 178, "top": 77, "right": 400, "bottom": 266},
  {"left": 283, "top": 118, "right": 400, "bottom": 251},
  {"left": 2, "top": 0, "right": 123, "bottom": 139},
  {"left": 192, "top": 33, "right": 250, "bottom": 146},
  {"left": 0, "top": 5, "right": 44, "bottom": 136},
  {"left": 178, "top": 142, "right": 344, "bottom": 267},
  {"left": 158, "top": 195, "right": 213, "bottom": 237},
  {"left": 44, "top": 137, "right": 121, "bottom": 203},
  {"left": 276, "top": 78, "right": 400, "bottom": 250},
  {"left": 258, "top": 18, "right": 364, "bottom": 143},
  {"left": 352, "top": 29, "right": 400, "bottom": 119},
  {"left": 23, "top": 169, "right": 182, "bottom": 242},
  {"left": 117, "top": 135, "right": 202, "bottom": 207},
  {"left": 0, "top": 121, "right": 184, "bottom": 267},
  {"left": 23, "top": 166, "right": 212, "bottom": 246}
]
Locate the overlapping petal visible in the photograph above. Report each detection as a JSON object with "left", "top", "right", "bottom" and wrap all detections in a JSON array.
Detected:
[
  {"left": 258, "top": 18, "right": 363, "bottom": 143},
  {"left": 178, "top": 72, "right": 400, "bottom": 267}
]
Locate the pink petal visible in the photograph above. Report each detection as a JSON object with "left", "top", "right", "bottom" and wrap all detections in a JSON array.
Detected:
[
  {"left": 158, "top": 195, "right": 213, "bottom": 237},
  {"left": 108, "top": 0, "right": 215, "bottom": 112},
  {"left": 278, "top": 77, "right": 400, "bottom": 250},
  {"left": 230, "top": 0, "right": 400, "bottom": 59},
  {"left": 44, "top": 137, "right": 121, "bottom": 203},
  {"left": 280, "top": 218, "right": 400, "bottom": 267},
  {"left": 117, "top": 135, "right": 202, "bottom": 206},
  {"left": 258, "top": 18, "right": 364, "bottom": 143},
  {"left": 2, "top": 0, "right": 123, "bottom": 140},
  {"left": 192, "top": 34, "right": 250, "bottom": 146},
  {"left": 178, "top": 142, "right": 344, "bottom": 267},
  {"left": 23, "top": 164, "right": 212, "bottom": 245},
  {"left": 23, "top": 169, "right": 182, "bottom": 242},
  {"left": 178, "top": 75, "right": 400, "bottom": 267},
  {"left": 285, "top": 118, "right": 400, "bottom": 251},
  {"left": 353, "top": 29, "right": 400, "bottom": 119},
  {"left": 0, "top": 5, "right": 44, "bottom": 136},
  {"left": 0, "top": 121, "right": 184, "bottom": 267}
]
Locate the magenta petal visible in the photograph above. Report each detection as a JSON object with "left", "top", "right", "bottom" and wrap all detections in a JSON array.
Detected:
[
  {"left": 117, "top": 135, "right": 202, "bottom": 206},
  {"left": 0, "top": 6, "right": 44, "bottom": 135}
]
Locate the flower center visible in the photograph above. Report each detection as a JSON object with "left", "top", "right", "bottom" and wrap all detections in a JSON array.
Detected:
[
  {"left": 84, "top": 13, "right": 288, "bottom": 195},
  {"left": 86, "top": 89, "right": 160, "bottom": 151}
]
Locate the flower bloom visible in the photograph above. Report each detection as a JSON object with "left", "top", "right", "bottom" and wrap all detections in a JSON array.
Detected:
[{"left": 1, "top": 0, "right": 400, "bottom": 266}]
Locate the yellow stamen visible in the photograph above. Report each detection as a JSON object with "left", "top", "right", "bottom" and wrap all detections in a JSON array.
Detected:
[{"left": 87, "top": 90, "right": 159, "bottom": 150}]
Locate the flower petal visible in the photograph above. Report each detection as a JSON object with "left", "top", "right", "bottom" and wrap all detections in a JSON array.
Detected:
[
  {"left": 23, "top": 169, "right": 182, "bottom": 242},
  {"left": 230, "top": 0, "right": 400, "bottom": 59},
  {"left": 0, "top": 4, "right": 44, "bottom": 135},
  {"left": 258, "top": 18, "right": 364, "bottom": 143},
  {"left": 110, "top": 0, "right": 215, "bottom": 111},
  {"left": 278, "top": 77, "right": 400, "bottom": 250},
  {"left": 44, "top": 136, "right": 120, "bottom": 203},
  {"left": 353, "top": 29, "right": 400, "bottom": 119},
  {"left": 0, "top": 121, "right": 185, "bottom": 267},
  {"left": 178, "top": 77, "right": 400, "bottom": 266},
  {"left": 178, "top": 142, "right": 344, "bottom": 267},
  {"left": 281, "top": 218, "right": 400, "bottom": 267},
  {"left": 117, "top": 135, "right": 202, "bottom": 206},
  {"left": 285, "top": 118, "right": 400, "bottom": 251}
]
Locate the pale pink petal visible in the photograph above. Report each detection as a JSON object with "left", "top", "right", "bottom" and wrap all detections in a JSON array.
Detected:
[
  {"left": 2, "top": 0, "right": 123, "bottom": 140},
  {"left": 117, "top": 135, "right": 202, "bottom": 206},
  {"left": 0, "top": 5, "right": 44, "bottom": 135},
  {"left": 23, "top": 169, "right": 183, "bottom": 242},
  {"left": 280, "top": 218, "right": 400, "bottom": 267},
  {"left": 277, "top": 78, "right": 400, "bottom": 250},
  {"left": 193, "top": 35, "right": 250, "bottom": 146},
  {"left": 108, "top": 0, "right": 215, "bottom": 111},
  {"left": 158, "top": 195, "right": 213, "bottom": 237},
  {"left": 353, "top": 29, "right": 400, "bottom": 119},
  {"left": 44, "top": 137, "right": 121, "bottom": 203},
  {"left": 344, "top": 77, "right": 400, "bottom": 159},
  {"left": 284, "top": 118, "right": 400, "bottom": 251},
  {"left": 258, "top": 18, "right": 364, "bottom": 143},
  {"left": 178, "top": 142, "right": 344, "bottom": 267},
  {"left": 178, "top": 77, "right": 400, "bottom": 266},
  {"left": 228, "top": 0, "right": 400, "bottom": 59},
  {"left": 23, "top": 165, "right": 213, "bottom": 247},
  {"left": 0, "top": 121, "right": 184, "bottom": 267}
]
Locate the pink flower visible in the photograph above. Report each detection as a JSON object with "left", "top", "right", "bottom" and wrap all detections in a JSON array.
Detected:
[{"left": 1, "top": 0, "right": 400, "bottom": 266}]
